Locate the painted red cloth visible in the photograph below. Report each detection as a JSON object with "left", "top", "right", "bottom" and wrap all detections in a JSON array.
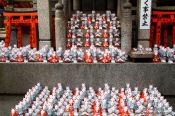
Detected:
[
  {"left": 153, "top": 55, "right": 161, "bottom": 63},
  {"left": 102, "top": 41, "right": 109, "bottom": 47},
  {"left": 48, "top": 56, "right": 59, "bottom": 63},
  {"left": 84, "top": 41, "right": 90, "bottom": 48},
  {"left": 102, "top": 32, "right": 109, "bottom": 38},
  {"left": 16, "top": 55, "right": 24, "bottom": 62},
  {"left": 84, "top": 53, "right": 93, "bottom": 63}
]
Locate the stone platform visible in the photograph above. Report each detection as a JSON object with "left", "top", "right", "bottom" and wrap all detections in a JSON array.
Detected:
[
  {"left": 0, "top": 63, "right": 175, "bottom": 115},
  {"left": 0, "top": 63, "right": 175, "bottom": 95}
]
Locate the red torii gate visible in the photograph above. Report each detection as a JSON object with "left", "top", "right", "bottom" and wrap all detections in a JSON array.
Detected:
[
  {"left": 3, "top": 12, "right": 38, "bottom": 48},
  {"left": 150, "top": 11, "right": 175, "bottom": 47}
]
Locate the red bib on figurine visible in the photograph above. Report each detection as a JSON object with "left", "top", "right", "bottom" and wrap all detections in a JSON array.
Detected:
[
  {"left": 35, "top": 54, "right": 43, "bottom": 62},
  {"left": 87, "top": 17, "right": 92, "bottom": 23},
  {"left": 102, "top": 32, "right": 109, "bottom": 38},
  {"left": 84, "top": 32, "right": 90, "bottom": 38},
  {"left": 84, "top": 52, "right": 93, "bottom": 63},
  {"left": 100, "top": 54, "right": 111, "bottom": 63},
  {"left": 0, "top": 56, "right": 6, "bottom": 62},
  {"left": 66, "top": 41, "right": 72, "bottom": 49},
  {"left": 94, "top": 23, "right": 99, "bottom": 30},
  {"left": 102, "top": 16, "right": 106, "bottom": 22},
  {"left": 10, "top": 109, "right": 18, "bottom": 116},
  {"left": 84, "top": 40, "right": 91, "bottom": 48},
  {"left": 92, "top": 102, "right": 102, "bottom": 116},
  {"left": 67, "top": 32, "right": 72, "bottom": 39},
  {"left": 16, "top": 55, "right": 24, "bottom": 62},
  {"left": 40, "top": 110, "right": 47, "bottom": 116},
  {"left": 102, "top": 41, "right": 109, "bottom": 48},
  {"left": 153, "top": 55, "right": 161, "bottom": 63},
  {"left": 48, "top": 56, "right": 59, "bottom": 63}
]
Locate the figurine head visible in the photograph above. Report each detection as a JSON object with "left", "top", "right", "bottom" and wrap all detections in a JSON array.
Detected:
[
  {"left": 92, "top": 10, "right": 96, "bottom": 14},
  {"left": 14, "top": 45, "right": 17, "bottom": 48},
  {"left": 77, "top": 38, "right": 81, "bottom": 41},
  {"left": 104, "top": 39, "right": 108, "bottom": 42},
  {"left": 154, "top": 44, "right": 158, "bottom": 48}
]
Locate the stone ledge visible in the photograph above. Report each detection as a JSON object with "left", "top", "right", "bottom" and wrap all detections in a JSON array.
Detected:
[{"left": 0, "top": 63, "right": 174, "bottom": 95}]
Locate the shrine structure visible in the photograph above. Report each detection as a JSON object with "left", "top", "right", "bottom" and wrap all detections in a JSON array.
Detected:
[{"left": 0, "top": 0, "right": 175, "bottom": 115}]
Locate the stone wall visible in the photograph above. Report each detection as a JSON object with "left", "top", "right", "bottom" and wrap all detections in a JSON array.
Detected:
[{"left": 0, "top": 63, "right": 175, "bottom": 95}]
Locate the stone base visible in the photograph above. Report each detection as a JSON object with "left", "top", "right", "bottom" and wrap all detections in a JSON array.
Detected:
[
  {"left": 39, "top": 40, "right": 51, "bottom": 49},
  {"left": 138, "top": 40, "right": 150, "bottom": 48},
  {"left": 0, "top": 63, "right": 175, "bottom": 96},
  {"left": 138, "top": 29, "right": 150, "bottom": 40}
]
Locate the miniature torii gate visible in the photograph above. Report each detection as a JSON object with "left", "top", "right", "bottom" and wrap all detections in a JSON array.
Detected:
[
  {"left": 150, "top": 11, "right": 175, "bottom": 47},
  {"left": 3, "top": 12, "right": 38, "bottom": 48}
]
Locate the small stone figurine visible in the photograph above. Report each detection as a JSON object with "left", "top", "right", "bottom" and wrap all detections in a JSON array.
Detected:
[
  {"left": 16, "top": 49, "right": 24, "bottom": 62},
  {"left": 76, "top": 29, "right": 83, "bottom": 38},
  {"left": 66, "top": 39, "right": 72, "bottom": 49},
  {"left": 95, "top": 38, "right": 102, "bottom": 47},
  {"left": 76, "top": 38, "right": 83, "bottom": 47},
  {"left": 77, "top": 48, "right": 84, "bottom": 62},
  {"left": 158, "top": 46, "right": 167, "bottom": 63},
  {"left": 116, "top": 51, "right": 127, "bottom": 63},
  {"left": 102, "top": 30, "right": 109, "bottom": 38},
  {"left": 67, "top": 30, "right": 72, "bottom": 39},
  {"left": 95, "top": 29, "right": 102, "bottom": 38},
  {"left": 35, "top": 51, "right": 43, "bottom": 62},
  {"left": 84, "top": 38, "right": 91, "bottom": 48},
  {"left": 48, "top": 52, "right": 59, "bottom": 63},
  {"left": 166, "top": 47, "right": 174, "bottom": 64},
  {"left": 84, "top": 50, "right": 93, "bottom": 63},
  {"left": 102, "top": 39, "right": 109, "bottom": 48},
  {"left": 56, "top": 47, "right": 63, "bottom": 63},
  {"left": 100, "top": 49, "right": 111, "bottom": 63},
  {"left": 28, "top": 48, "right": 36, "bottom": 62},
  {"left": 153, "top": 48, "right": 160, "bottom": 63},
  {"left": 63, "top": 50, "right": 72, "bottom": 63}
]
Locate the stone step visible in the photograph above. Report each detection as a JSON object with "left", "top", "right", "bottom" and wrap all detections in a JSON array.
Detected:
[
  {"left": 0, "top": 28, "right": 5, "bottom": 31},
  {"left": 0, "top": 34, "right": 6, "bottom": 38},
  {"left": 0, "top": 31, "right": 6, "bottom": 34}
]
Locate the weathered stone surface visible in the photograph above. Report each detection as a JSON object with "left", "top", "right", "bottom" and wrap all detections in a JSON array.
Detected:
[
  {"left": 63, "top": 0, "right": 69, "bottom": 20},
  {"left": 0, "top": 63, "right": 175, "bottom": 96},
  {"left": 73, "top": 0, "right": 81, "bottom": 11},
  {"left": 117, "top": 0, "right": 122, "bottom": 18},
  {"left": 138, "top": 40, "right": 150, "bottom": 48},
  {"left": 37, "top": 0, "right": 52, "bottom": 41},
  {"left": 0, "top": 95, "right": 23, "bottom": 116},
  {"left": 55, "top": 1, "right": 66, "bottom": 49},
  {"left": 39, "top": 41, "right": 51, "bottom": 48},
  {"left": 32, "top": 0, "right": 37, "bottom": 11},
  {"left": 121, "top": 1, "right": 132, "bottom": 54},
  {"left": 138, "top": 29, "right": 150, "bottom": 40},
  {"left": 137, "top": 0, "right": 151, "bottom": 48}
]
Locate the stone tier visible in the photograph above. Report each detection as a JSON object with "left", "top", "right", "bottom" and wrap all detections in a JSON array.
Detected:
[{"left": 0, "top": 63, "right": 174, "bottom": 96}]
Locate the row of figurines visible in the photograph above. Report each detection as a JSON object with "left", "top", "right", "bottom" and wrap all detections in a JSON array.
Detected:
[
  {"left": 66, "top": 38, "right": 120, "bottom": 48},
  {"left": 11, "top": 83, "right": 174, "bottom": 116},
  {"left": 131, "top": 44, "right": 175, "bottom": 64},
  {"left": 0, "top": 41, "right": 126, "bottom": 63},
  {"left": 132, "top": 45, "right": 153, "bottom": 53},
  {"left": 67, "top": 20, "right": 120, "bottom": 30},
  {"left": 152, "top": 45, "right": 175, "bottom": 64},
  {"left": 70, "top": 11, "right": 119, "bottom": 24},
  {"left": 66, "top": 29, "right": 120, "bottom": 39}
]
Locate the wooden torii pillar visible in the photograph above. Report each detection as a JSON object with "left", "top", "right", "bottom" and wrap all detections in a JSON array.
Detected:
[
  {"left": 150, "top": 11, "right": 175, "bottom": 47},
  {"left": 3, "top": 12, "right": 38, "bottom": 48}
]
